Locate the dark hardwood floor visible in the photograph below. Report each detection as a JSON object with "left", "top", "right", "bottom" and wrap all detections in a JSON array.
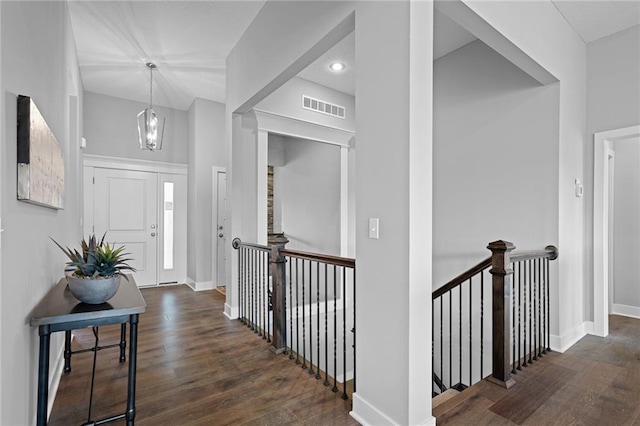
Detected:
[
  {"left": 435, "top": 314, "right": 640, "bottom": 425},
  {"left": 48, "top": 285, "right": 357, "bottom": 425},
  {"left": 48, "top": 286, "right": 640, "bottom": 425}
]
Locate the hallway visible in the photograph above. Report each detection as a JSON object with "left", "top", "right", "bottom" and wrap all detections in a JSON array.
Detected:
[{"left": 48, "top": 285, "right": 357, "bottom": 425}]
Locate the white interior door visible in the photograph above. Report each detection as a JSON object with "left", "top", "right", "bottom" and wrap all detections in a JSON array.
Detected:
[
  {"left": 93, "top": 168, "right": 158, "bottom": 287},
  {"left": 215, "top": 170, "right": 227, "bottom": 286}
]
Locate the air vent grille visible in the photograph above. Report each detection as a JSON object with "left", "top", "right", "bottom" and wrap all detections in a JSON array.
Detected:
[{"left": 302, "top": 95, "right": 345, "bottom": 119}]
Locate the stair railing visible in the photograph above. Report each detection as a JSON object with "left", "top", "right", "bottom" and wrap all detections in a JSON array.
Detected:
[
  {"left": 233, "top": 235, "right": 356, "bottom": 401},
  {"left": 432, "top": 240, "right": 558, "bottom": 395}
]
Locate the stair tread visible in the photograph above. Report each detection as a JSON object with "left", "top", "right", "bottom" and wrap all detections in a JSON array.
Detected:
[{"left": 432, "top": 388, "right": 460, "bottom": 408}]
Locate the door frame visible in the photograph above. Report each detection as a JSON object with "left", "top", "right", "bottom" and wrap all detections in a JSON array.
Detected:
[
  {"left": 212, "top": 166, "right": 227, "bottom": 288},
  {"left": 83, "top": 154, "right": 188, "bottom": 285},
  {"left": 593, "top": 125, "right": 640, "bottom": 337}
]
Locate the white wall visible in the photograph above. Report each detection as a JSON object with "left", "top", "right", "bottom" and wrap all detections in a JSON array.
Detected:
[
  {"left": 433, "top": 39, "right": 559, "bottom": 287},
  {"left": 227, "top": 2, "right": 435, "bottom": 425},
  {"left": 584, "top": 25, "right": 640, "bottom": 319},
  {"left": 187, "top": 98, "right": 226, "bottom": 287},
  {"left": 83, "top": 91, "right": 188, "bottom": 164},
  {"left": 1, "top": 2, "right": 83, "bottom": 423},
  {"left": 612, "top": 137, "right": 640, "bottom": 313},
  {"left": 271, "top": 135, "right": 341, "bottom": 256},
  {"left": 256, "top": 76, "right": 355, "bottom": 132},
  {"left": 454, "top": 0, "right": 586, "bottom": 352}
]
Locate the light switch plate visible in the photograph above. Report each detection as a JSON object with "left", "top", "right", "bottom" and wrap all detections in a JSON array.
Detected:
[{"left": 369, "top": 218, "right": 379, "bottom": 239}]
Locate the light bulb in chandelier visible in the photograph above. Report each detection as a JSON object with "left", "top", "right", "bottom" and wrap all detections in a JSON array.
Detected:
[{"left": 137, "top": 62, "right": 165, "bottom": 151}]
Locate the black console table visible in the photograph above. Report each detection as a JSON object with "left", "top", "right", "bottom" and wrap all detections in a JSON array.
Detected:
[{"left": 30, "top": 275, "right": 146, "bottom": 425}]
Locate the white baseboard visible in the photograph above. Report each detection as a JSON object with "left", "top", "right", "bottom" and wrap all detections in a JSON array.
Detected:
[
  {"left": 224, "top": 303, "right": 239, "bottom": 320},
  {"left": 550, "top": 320, "right": 592, "bottom": 353},
  {"left": 185, "top": 278, "right": 215, "bottom": 292},
  {"left": 612, "top": 303, "right": 640, "bottom": 319},
  {"left": 351, "top": 393, "right": 396, "bottom": 425},
  {"left": 350, "top": 393, "right": 437, "bottom": 426},
  {"left": 47, "top": 334, "right": 72, "bottom": 422}
]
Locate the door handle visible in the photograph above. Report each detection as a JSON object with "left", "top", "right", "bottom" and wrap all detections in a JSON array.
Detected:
[
  {"left": 218, "top": 233, "right": 224, "bottom": 238},
  {"left": 151, "top": 232, "right": 156, "bottom": 237}
]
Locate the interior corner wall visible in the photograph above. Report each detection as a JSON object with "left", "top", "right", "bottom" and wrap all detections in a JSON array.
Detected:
[
  {"left": 584, "top": 25, "right": 640, "bottom": 320},
  {"left": 271, "top": 136, "right": 341, "bottom": 256},
  {"left": 612, "top": 137, "right": 640, "bottom": 311},
  {"left": 83, "top": 91, "right": 188, "bottom": 164},
  {"left": 186, "top": 98, "right": 226, "bottom": 285},
  {"left": 1, "top": 2, "right": 83, "bottom": 424},
  {"left": 461, "top": 0, "right": 586, "bottom": 347},
  {"left": 433, "top": 39, "right": 559, "bottom": 287}
]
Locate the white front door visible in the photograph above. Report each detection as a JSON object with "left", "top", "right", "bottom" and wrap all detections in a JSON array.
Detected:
[
  {"left": 215, "top": 170, "right": 227, "bottom": 286},
  {"left": 93, "top": 168, "right": 158, "bottom": 286}
]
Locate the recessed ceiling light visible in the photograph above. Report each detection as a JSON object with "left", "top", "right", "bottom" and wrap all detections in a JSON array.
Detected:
[{"left": 329, "top": 61, "right": 346, "bottom": 72}]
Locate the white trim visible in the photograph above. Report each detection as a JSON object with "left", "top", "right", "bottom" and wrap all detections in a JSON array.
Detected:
[
  {"left": 45, "top": 334, "right": 72, "bottom": 423},
  {"left": 186, "top": 278, "right": 215, "bottom": 292},
  {"left": 340, "top": 146, "right": 349, "bottom": 257},
  {"left": 83, "top": 154, "right": 188, "bottom": 175},
  {"left": 550, "top": 320, "right": 592, "bottom": 353},
  {"left": 593, "top": 125, "right": 640, "bottom": 337},
  {"left": 252, "top": 109, "right": 355, "bottom": 147},
  {"left": 224, "top": 303, "right": 239, "bottom": 320},
  {"left": 256, "top": 130, "right": 268, "bottom": 245},
  {"left": 351, "top": 393, "right": 435, "bottom": 426},
  {"left": 611, "top": 304, "right": 640, "bottom": 319}
]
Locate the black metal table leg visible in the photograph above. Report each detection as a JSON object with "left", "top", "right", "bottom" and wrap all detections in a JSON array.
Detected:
[
  {"left": 37, "top": 325, "right": 51, "bottom": 426},
  {"left": 126, "top": 314, "right": 139, "bottom": 425},
  {"left": 64, "top": 330, "right": 72, "bottom": 373},
  {"left": 120, "top": 323, "right": 127, "bottom": 362}
]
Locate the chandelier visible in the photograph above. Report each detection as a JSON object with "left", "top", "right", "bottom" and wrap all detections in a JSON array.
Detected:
[{"left": 137, "top": 62, "right": 165, "bottom": 151}]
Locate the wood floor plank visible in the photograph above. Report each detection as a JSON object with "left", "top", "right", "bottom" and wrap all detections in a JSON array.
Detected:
[
  {"left": 437, "top": 315, "right": 640, "bottom": 426},
  {"left": 48, "top": 285, "right": 357, "bottom": 425}
]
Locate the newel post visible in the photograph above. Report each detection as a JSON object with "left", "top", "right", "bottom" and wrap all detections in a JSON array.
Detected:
[
  {"left": 268, "top": 233, "right": 288, "bottom": 354},
  {"left": 487, "top": 240, "right": 516, "bottom": 389}
]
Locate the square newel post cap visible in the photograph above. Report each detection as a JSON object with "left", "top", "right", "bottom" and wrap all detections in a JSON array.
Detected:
[
  {"left": 486, "top": 240, "right": 515, "bottom": 253},
  {"left": 487, "top": 240, "right": 515, "bottom": 275},
  {"left": 268, "top": 232, "right": 289, "bottom": 247}
]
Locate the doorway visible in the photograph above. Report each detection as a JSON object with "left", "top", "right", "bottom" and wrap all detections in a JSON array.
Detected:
[
  {"left": 84, "top": 156, "right": 188, "bottom": 287},
  {"left": 593, "top": 125, "right": 640, "bottom": 336}
]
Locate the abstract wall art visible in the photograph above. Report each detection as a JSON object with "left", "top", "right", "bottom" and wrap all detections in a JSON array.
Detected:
[{"left": 17, "top": 95, "right": 65, "bottom": 209}]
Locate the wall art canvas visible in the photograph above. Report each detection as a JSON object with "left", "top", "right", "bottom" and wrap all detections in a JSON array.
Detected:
[{"left": 17, "top": 95, "right": 65, "bottom": 209}]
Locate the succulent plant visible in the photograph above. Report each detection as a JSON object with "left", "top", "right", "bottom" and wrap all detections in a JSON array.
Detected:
[{"left": 51, "top": 233, "right": 136, "bottom": 279}]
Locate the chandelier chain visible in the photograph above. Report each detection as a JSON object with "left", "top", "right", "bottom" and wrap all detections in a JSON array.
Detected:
[{"left": 149, "top": 64, "right": 153, "bottom": 108}]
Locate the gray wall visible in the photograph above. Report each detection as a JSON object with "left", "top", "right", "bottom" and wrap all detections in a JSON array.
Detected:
[
  {"left": 1, "top": 2, "right": 83, "bottom": 423},
  {"left": 584, "top": 25, "right": 640, "bottom": 318},
  {"left": 433, "top": 40, "right": 560, "bottom": 287},
  {"left": 187, "top": 98, "right": 226, "bottom": 284},
  {"left": 257, "top": 76, "right": 355, "bottom": 132},
  {"left": 271, "top": 135, "right": 341, "bottom": 256},
  {"left": 612, "top": 137, "right": 640, "bottom": 309},
  {"left": 83, "top": 91, "right": 188, "bottom": 164}
]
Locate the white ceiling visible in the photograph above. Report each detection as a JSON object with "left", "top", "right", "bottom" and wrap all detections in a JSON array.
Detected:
[
  {"left": 67, "top": 1, "right": 266, "bottom": 110},
  {"left": 552, "top": 0, "right": 640, "bottom": 43},
  {"left": 68, "top": 1, "right": 640, "bottom": 111}
]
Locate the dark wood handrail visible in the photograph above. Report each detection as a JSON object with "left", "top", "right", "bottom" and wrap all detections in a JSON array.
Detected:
[
  {"left": 432, "top": 245, "right": 558, "bottom": 301},
  {"left": 432, "top": 256, "right": 491, "bottom": 300},
  {"left": 280, "top": 249, "right": 355, "bottom": 269}
]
